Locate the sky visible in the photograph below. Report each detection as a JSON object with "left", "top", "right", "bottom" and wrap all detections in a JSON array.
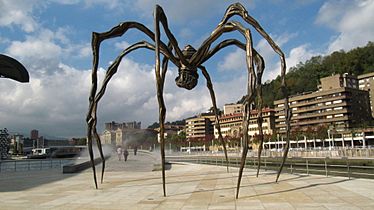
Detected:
[{"left": 0, "top": 0, "right": 373, "bottom": 138}]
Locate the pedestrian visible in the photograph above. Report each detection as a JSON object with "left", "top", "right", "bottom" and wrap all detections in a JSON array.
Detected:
[
  {"left": 117, "top": 147, "right": 122, "bottom": 161},
  {"left": 134, "top": 146, "right": 138, "bottom": 156},
  {"left": 123, "top": 149, "right": 129, "bottom": 161}
]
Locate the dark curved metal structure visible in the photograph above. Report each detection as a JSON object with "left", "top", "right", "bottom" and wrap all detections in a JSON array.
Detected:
[
  {"left": 86, "top": 3, "right": 291, "bottom": 198},
  {"left": 0, "top": 54, "right": 29, "bottom": 83}
]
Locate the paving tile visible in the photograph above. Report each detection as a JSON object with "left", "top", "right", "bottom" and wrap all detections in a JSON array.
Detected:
[{"left": 1, "top": 155, "right": 374, "bottom": 209}]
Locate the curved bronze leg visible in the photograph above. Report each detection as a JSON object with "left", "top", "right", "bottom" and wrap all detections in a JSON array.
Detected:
[{"left": 200, "top": 66, "right": 229, "bottom": 172}]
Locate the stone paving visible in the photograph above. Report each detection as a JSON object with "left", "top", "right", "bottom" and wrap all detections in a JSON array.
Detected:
[{"left": 1, "top": 153, "right": 374, "bottom": 209}]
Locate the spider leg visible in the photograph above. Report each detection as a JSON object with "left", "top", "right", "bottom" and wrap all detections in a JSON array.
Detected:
[
  {"left": 199, "top": 38, "right": 267, "bottom": 177},
  {"left": 86, "top": 20, "right": 179, "bottom": 189},
  {"left": 87, "top": 41, "right": 175, "bottom": 189},
  {"left": 197, "top": 4, "right": 291, "bottom": 181},
  {"left": 154, "top": 4, "right": 192, "bottom": 196},
  {"left": 191, "top": 21, "right": 266, "bottom": 197},
  {"left": 219, "top": 2, "right": 291, "bottom": 183},
  {"left": 199, "top": 65, "right": 229, "bottom": 173},
  {"left": 254, "top": 54, "right": 265, "bottom": 178},
  {"left": 154, "top": 5, "right": 188, "bottom": 66}
]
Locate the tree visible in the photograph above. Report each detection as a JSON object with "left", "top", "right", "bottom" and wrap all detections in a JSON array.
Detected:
[
  {"left": 238, "top": 42, "right": 374, "bottom": 107},
  {"left": 0, "top": 128, "right": 10, "bottom": 159},
  {"left": 315, "top": 125, "right": 328, "bottom": 147}
]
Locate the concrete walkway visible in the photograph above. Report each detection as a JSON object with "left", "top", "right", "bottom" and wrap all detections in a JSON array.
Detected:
[{"left": 1, "top": 153, "right": 374, "bottom": 209}]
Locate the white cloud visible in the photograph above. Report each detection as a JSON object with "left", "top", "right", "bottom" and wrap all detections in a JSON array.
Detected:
[
  {"left": 1, "top": 50, "right": 249, "bottom": 137},
  {"left": 114, "top": 41, "right": 131, "bottom": 50},
  {"left": 0, "top": 0, "right": 40, "bottom": 32},
  {"left": 316, "top": 0, "right": 374, "bottom": 53},
  {"left": 217, "top": 48, "right": 246, "bottom": 72},
  {"left": 216, "top": 32, "right": 299, "bottom": 80},
  {"left": 266, "top": 44, "right": 318, "bottom": 80}
]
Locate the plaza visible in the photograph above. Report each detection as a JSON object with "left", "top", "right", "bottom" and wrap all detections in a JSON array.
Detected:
[{"left": 1, "top": 152, "right": 374, "bottom": 209}]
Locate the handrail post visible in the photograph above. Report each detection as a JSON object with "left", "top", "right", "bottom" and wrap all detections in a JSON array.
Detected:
[
  {"left": 290, "top": 158, "right": 293, "bottom": 174},
  {"left": 264, "top": 157, "right": 267, "bottom": 171},
  {"left": 343, "top": 157, "right": 351, "bottom": 180},
  {"left": 324, "top": 157, "right": 329, "bottom": 177}
]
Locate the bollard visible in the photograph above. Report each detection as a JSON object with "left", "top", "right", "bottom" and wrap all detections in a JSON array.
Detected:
[
  {"left": 306, "top": 159, "right": 309, "bottom": 175},
  {"left": 14, "top": 161, "right": 16, "bottom": 172}
]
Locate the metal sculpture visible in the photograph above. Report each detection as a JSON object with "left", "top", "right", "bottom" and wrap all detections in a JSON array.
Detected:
[{"left": 86, "top": 3, "right": 291, "bottom": 198}]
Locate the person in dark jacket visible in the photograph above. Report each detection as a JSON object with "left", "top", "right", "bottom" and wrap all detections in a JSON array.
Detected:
[{"left": 123, "top": 149, "right": 129, "bottom": 161}]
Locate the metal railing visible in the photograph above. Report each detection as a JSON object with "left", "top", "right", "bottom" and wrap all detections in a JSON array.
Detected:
[
  {"left": 166, "top": 155, "right": 374, "bottom": 179},
  {"left": 0, "top": 159, "right": 74, "bottom": 173}
]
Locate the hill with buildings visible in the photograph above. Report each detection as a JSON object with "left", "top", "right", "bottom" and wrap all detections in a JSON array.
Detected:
[{"left": 239, "top": 42, "right": 374, "bottom": 108}]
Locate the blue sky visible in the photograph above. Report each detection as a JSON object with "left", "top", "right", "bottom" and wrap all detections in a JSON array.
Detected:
[{"left": 0, "top": 0, "right": 373, "bottom": 138}]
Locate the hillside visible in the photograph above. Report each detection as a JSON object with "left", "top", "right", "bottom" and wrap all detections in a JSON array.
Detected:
[{"left": 255, "top": 42, "right": 374, "bottom": 107}]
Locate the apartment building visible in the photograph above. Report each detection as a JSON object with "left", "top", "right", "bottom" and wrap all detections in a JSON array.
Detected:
[
  {"left": 105, "top": 121, "right": 141, "bottom": 130},
  {"left": 101, "top": 121, "right": 142, "bottom": 146},
  {"left": 223, "top": 103, "right": 243, "bottom": 115},
  {"left": 185, "top": 113, "right": 215, "bottom": 141},
  {"left": 214, "top": 105, "right": 276, "bottom": 139},
  {"left": 274, "top": 73, "right": 372, "bottom": 133},
  {"left": 358, "top": 72, "right": 374, "bottom": 117}
]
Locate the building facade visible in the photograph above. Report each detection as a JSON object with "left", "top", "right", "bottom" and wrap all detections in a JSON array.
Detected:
[
  {"left": 101, "top": 130, "right": 116, "bottom": 145},
  {"left": 105, "top": 121, "right": 141, "bottom": 131},
  {"left": 101, "top": 121, "right": 141, "bottom": 146},
  {"left": 214, "top": 105, "right": 276, "bottom": 139},
  {"left": 185, "top": 113, "right": 215, "bottom": 141},
  {"left": 274, "top": 73, "right": 372, "bottom": 134},
  {"left": 30, "top": 129, "right": 39, "bottom": 140},
  {"left": 358, "top": 72, "right": 374, "bottom": 118}
]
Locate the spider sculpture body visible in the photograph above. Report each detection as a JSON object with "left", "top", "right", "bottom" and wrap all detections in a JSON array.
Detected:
[{"left": 86, "top": 3, "right": 291, "bottom": 198}]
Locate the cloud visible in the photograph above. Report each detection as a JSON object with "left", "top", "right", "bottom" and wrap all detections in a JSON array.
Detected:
[
  {"left": 316, "top": 0, "right": 374, "bottom": 53},
  {"left": 114, "top": 41, "right": 131, "bottom": 50},
  {"left": 216, "top": 32, "right": 299, "bottom": 80},
  {"left": 1, "top": 51, "right": 249, "bottom": 137},
  {"left": 0, "top": 0, "right": 41, "bottom": 32},
  {"left": 266, "top": 44, "right": 318, "bottom": 80},
  {"left": 6, "top": 32, "right": 63, "bottom": 75},
  {"left": 217, "top": 48, "right": 246, "bottom": 72}
]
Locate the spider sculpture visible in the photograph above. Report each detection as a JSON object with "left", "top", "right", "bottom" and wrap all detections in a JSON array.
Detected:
[{"left": 86, "top": 3, "right": 291, "bottom": 198}]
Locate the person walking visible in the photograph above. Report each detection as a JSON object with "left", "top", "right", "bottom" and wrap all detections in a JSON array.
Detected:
[
  {"left": 117, "top": 147, "right": 122, "bottom": 161},
  {"left": 123, "top": 149, "right": 129, "bottom": 161}
]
